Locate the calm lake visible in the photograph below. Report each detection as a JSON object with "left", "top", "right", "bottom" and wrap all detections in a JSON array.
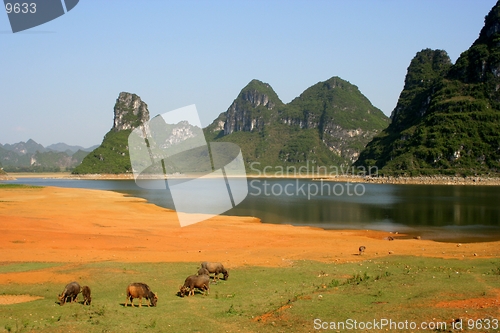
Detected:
[{"left": 4, "top": 178, "right": 500, "bottom": 243}]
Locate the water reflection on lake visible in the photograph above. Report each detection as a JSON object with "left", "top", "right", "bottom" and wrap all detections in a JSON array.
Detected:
[
  {"left": 4, "top": 177, "right": 500, "bottom": 242},
  {"left": 226, "top": 179, "right": 500, "bottom": 242}
]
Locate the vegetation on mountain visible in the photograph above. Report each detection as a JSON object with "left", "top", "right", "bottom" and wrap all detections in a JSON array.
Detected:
[
  {"left": 71, "top": 79, "right": 390, "bottom": 175},
  {"left": 72, "top": 149, "right": 91, "bottom": 164},
  {"left": 9, "top": 4, "right": 500, "bottom": 177},
  {"left": 205, "top": 77, "right": 388, "bottom": 173},
  {"left": 0, "top": 139, "right": 46, "bottom": 155},
  {"left": 72, "top": 130, "right": 133, "bottom": 174},
  {"left": 285, "top": 77, "right": 388, "bottom": 131},
  {"left": 355, "top": 1, "right": 500, "bottom": 176},
  {"left": 73, "top": 92, "right": 149, "bottom": 174}
]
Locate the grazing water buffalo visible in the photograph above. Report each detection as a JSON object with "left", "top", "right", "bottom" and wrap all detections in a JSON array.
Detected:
[
  {"left": 197, "top": 267, "right": 210, "bottom": 276},
  {"left": 58, "top": 282, "right": 81, "bottom": 305},
  {"left": 201, "top": 261, "right": 228, "bottom": 281},
  {"left": 125, "top": 283, "right": 158, "bottom": 307},
  {"left": 179, "top": 274, "right": 210, "bottom": 297},
  {"left": 82, "top": 286, "right": 91, "bottom": 305}
]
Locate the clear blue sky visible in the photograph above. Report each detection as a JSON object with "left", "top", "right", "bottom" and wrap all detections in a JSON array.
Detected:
[{"left": 0, "top": 0, "right": 496, "bottom": 147}]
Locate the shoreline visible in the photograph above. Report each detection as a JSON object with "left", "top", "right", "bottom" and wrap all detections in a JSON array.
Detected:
[
  {"left": 2, "top": 172, "right": 500, "bottom": 186},
  {"left": 2, "top": 180, "right": 496, "bottom": 244},
  {"left": 0, "top": 185, "right": 499, "bottom": 269}
]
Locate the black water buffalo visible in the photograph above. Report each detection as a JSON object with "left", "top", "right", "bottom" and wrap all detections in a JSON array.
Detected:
[
  {"left": 179, "top": 274, "right": 210, "bottom": 297},
  {"left": 58, "top": 281, "right": 81, "bottom": 305},
  {"left": 201, "top": 261, "right": 228, "bottom": 281},
  {"left": 81, "top": 286, "right": 91, "bottom": 305},
  {"left": 125, "top": 282, "right": 158, "bottom": 307}
]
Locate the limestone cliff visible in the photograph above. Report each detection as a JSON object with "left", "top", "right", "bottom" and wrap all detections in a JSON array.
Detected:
[
  {"left": 73, "top": 92, "right": 150, "bottom": 174},
  {"left": 223, "top": 79, "right": 283, "bottom": 135},
  {"left": 112, "top": 92, "right": 150, "bottom": 132}
]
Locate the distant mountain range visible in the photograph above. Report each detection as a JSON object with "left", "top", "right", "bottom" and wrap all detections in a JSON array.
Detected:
[
  {"left": 0, "top": 139, "right": 96, "bottom": 172},
  {"left": 73, "top": 78, "right": 389, "bottom": 175},
  {"left": 46, "top": 142, "right": 99, "bottom": 155},
  {"left": 12, "top": 1, "right": 500, "bottom": 177}
]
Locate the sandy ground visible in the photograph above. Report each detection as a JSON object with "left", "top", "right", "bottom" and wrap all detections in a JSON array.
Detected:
[
  {"left": 1, "top": 186, "right": 499, "bottom": 307},
  {"left": 1, "top": 186, "right": 499, "bottom": 270},
  {"left": 0, "top": 295, "right": 43, "bottom": 305}
]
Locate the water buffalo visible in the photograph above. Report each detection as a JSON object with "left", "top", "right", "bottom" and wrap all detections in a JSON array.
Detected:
[
  {"left": 179, "top": 274, "right": 210, "bottom": 297},
  {"left": 82, "top": 286, "right": 91, "bottom": 305},
  {"left": 201, "top": 261, "right": 229, "bottom": 281},
  {"left": 125, "top": 282, "right": 158, "bottom": 307},
  {"left": 197, "top": 267, "right": 209, "bottom": 276},
  {"left": 58, "top": 281, "right": 81, "bottom": 305},
  {"left": 358, "top": 246, "right": 366, "bottom": 255}
]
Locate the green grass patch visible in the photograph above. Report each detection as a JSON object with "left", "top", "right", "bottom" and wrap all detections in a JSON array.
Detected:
[
  {"left": 0, "top": 263, "right": 61, "bottom": 274},
  {"left": 0, "top": 257, "right": 498, "bottom": 332},
  {"left": 0, "top": 184, "right": 43, "bottom": 189}
]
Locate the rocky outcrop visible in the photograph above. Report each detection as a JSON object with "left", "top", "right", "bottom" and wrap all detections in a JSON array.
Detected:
[
  {"left": 112, "top": 92, "right": 150, "bottom": 132},
  {"left": 223, "top": 79, "right": 283, "bottom": 135},
  {"left": 73, "top": 92, "right": 150, "bottom": 174}
]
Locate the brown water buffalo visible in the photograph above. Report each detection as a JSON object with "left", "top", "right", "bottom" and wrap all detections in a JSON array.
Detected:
[
  {"left": 125, "top": 282, "right": 157, "bottom": 307},
  {"left": 201, "top": 261, "right": 228, "bottom": 281},
  {"left": 197, "top": 267, "right": 209, "bottom": 276},
  {"left": 82, "top": 286, "right": 91, "bottom": 305},
  {"left": 179, "top": 274, "right": 210, "bottom": 297},
  {"left": 58, "top": 281, "right": 81, "bottom": 305}
]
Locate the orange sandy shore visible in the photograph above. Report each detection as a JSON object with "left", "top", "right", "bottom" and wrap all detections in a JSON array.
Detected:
[{"left": 0, "top": 186, "right": 499, "bottom": 284}]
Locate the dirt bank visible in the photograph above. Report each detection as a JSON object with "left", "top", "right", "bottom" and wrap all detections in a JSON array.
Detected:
[{"left": 1, "top": 186, "right": 498, "bottom": 272}]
